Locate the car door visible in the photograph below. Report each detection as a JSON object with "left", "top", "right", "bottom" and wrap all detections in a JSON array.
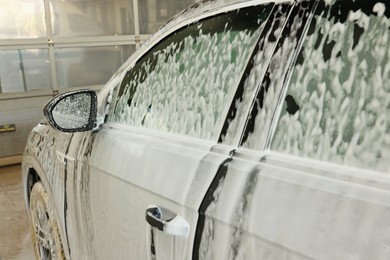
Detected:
[
  {"left": 198, "top": 0, "right": 390, "bottom": 259},
  {"left": 67, "top": 2, "right": 290, "bottom": 259},
  {"left": 192, "top": 1, "right": 317, "bottom": 259}
]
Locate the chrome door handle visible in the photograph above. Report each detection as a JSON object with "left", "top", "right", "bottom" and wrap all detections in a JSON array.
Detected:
[{"left": 145, "top": 205, "right": 189, "bottom": 236}]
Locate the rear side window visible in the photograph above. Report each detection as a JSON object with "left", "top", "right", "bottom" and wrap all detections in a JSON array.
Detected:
[
  {"left": 272, "top": 0, "right": 390, "bottom": 172},
  {"left": 108, "top": 5, "right": 273, "bottom": 140}
]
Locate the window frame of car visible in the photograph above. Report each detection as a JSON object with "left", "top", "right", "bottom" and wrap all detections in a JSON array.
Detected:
[
  {"left": 103, "top": 0, "right": 296, "bottom": 146},
  {"left": 217, "top": 1, "right": 299, "bottom": 147},
  {"left": 233, "top": 0, "right": 318, "bottom": 152}
]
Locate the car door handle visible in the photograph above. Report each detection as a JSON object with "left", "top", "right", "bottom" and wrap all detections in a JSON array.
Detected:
[{"left": 145, "top": 205, "right": 189, "bottom": 236}]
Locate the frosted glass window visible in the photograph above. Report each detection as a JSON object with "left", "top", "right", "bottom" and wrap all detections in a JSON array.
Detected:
[
  {"left": 50, "top": 0, "right": 135, "bottom": 37},
  {"left": 109, "top": 5, "right": 272, "bottom": 140},
  {"left": 0, "top": 0, "right": 46, "bottom": 39},
  {"left": 55, "top": 45, "right": 135, "bottom": 88},
  {"left": 0, "top": 49, "right": 51, "bottom": 93},
  {"left": 272, "top": 0, "right": 390, "bottom": 172},
  {"left": 138, "top": 0, "right": 196, "bottom": 34}
]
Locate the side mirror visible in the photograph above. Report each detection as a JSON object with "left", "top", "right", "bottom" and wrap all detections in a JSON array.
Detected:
[{"left": 43, "top": 89, "right": 97, "bottom": 132}]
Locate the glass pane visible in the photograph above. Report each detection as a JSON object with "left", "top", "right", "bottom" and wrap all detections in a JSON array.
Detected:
[
  {"left": 0, "top": 0, "right": 46, "bottom": 39},
  {"left": 50, "top": 0, "right": 135, "bottom": 37},
  {"left": 138, "top": 0, "right": 196, "bottom": 34},
  {"left": 271, "top": 0, "right": 390, "bottom": 172},
  {"left": 0, "top": 49, "right": 51, "bottom": 93},
  {"left": 55, "top": 45, "right": 135, "bottom": 88},
  {"left": 109, "top": 5, "right": 272, "bottom": 140}
]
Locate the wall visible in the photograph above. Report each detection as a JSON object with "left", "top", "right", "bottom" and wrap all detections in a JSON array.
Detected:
[{"left": 0, "top": 93, "right": 52, "bottom": 157}]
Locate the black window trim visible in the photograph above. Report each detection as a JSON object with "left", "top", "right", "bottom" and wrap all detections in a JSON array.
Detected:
[
  {"left": 264, "top": 0, "right": 320, "bottom": 150},
  {"left": 236, "top": 0, "right": 320, "bottom": 151},
  {"left": 217, "top": 1, "right": 294, "bottom": 145}
]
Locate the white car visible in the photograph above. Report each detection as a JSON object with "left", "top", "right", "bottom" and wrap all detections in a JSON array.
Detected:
[{"left": 22, "top": 0, "right": 390, "bottom": 259}]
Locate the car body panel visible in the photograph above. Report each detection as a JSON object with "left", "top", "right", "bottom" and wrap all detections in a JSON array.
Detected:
[
  {"left": 22, "top": 124, "right": 73, "bottom": 259},
  {"left": 198, "top": 148, "right": 390, "bottom": 259}
]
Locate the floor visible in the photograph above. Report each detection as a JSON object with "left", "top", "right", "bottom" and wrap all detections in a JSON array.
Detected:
[{"left": 0, "top": 164, "right": 35, "bottom": 260}]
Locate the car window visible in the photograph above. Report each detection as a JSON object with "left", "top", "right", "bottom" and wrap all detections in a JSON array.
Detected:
[
  {"left": 238, "top": 0, "right": 316, "bottom": 149},
  {"left": 108, "top": 5, "right": 273, "bottom": 141},
  {"left": 271, "top": 0, "right": 390, "bottom": 173},
  {"left": 218, "top": 3, "right": 293, "bottom": 146}
]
